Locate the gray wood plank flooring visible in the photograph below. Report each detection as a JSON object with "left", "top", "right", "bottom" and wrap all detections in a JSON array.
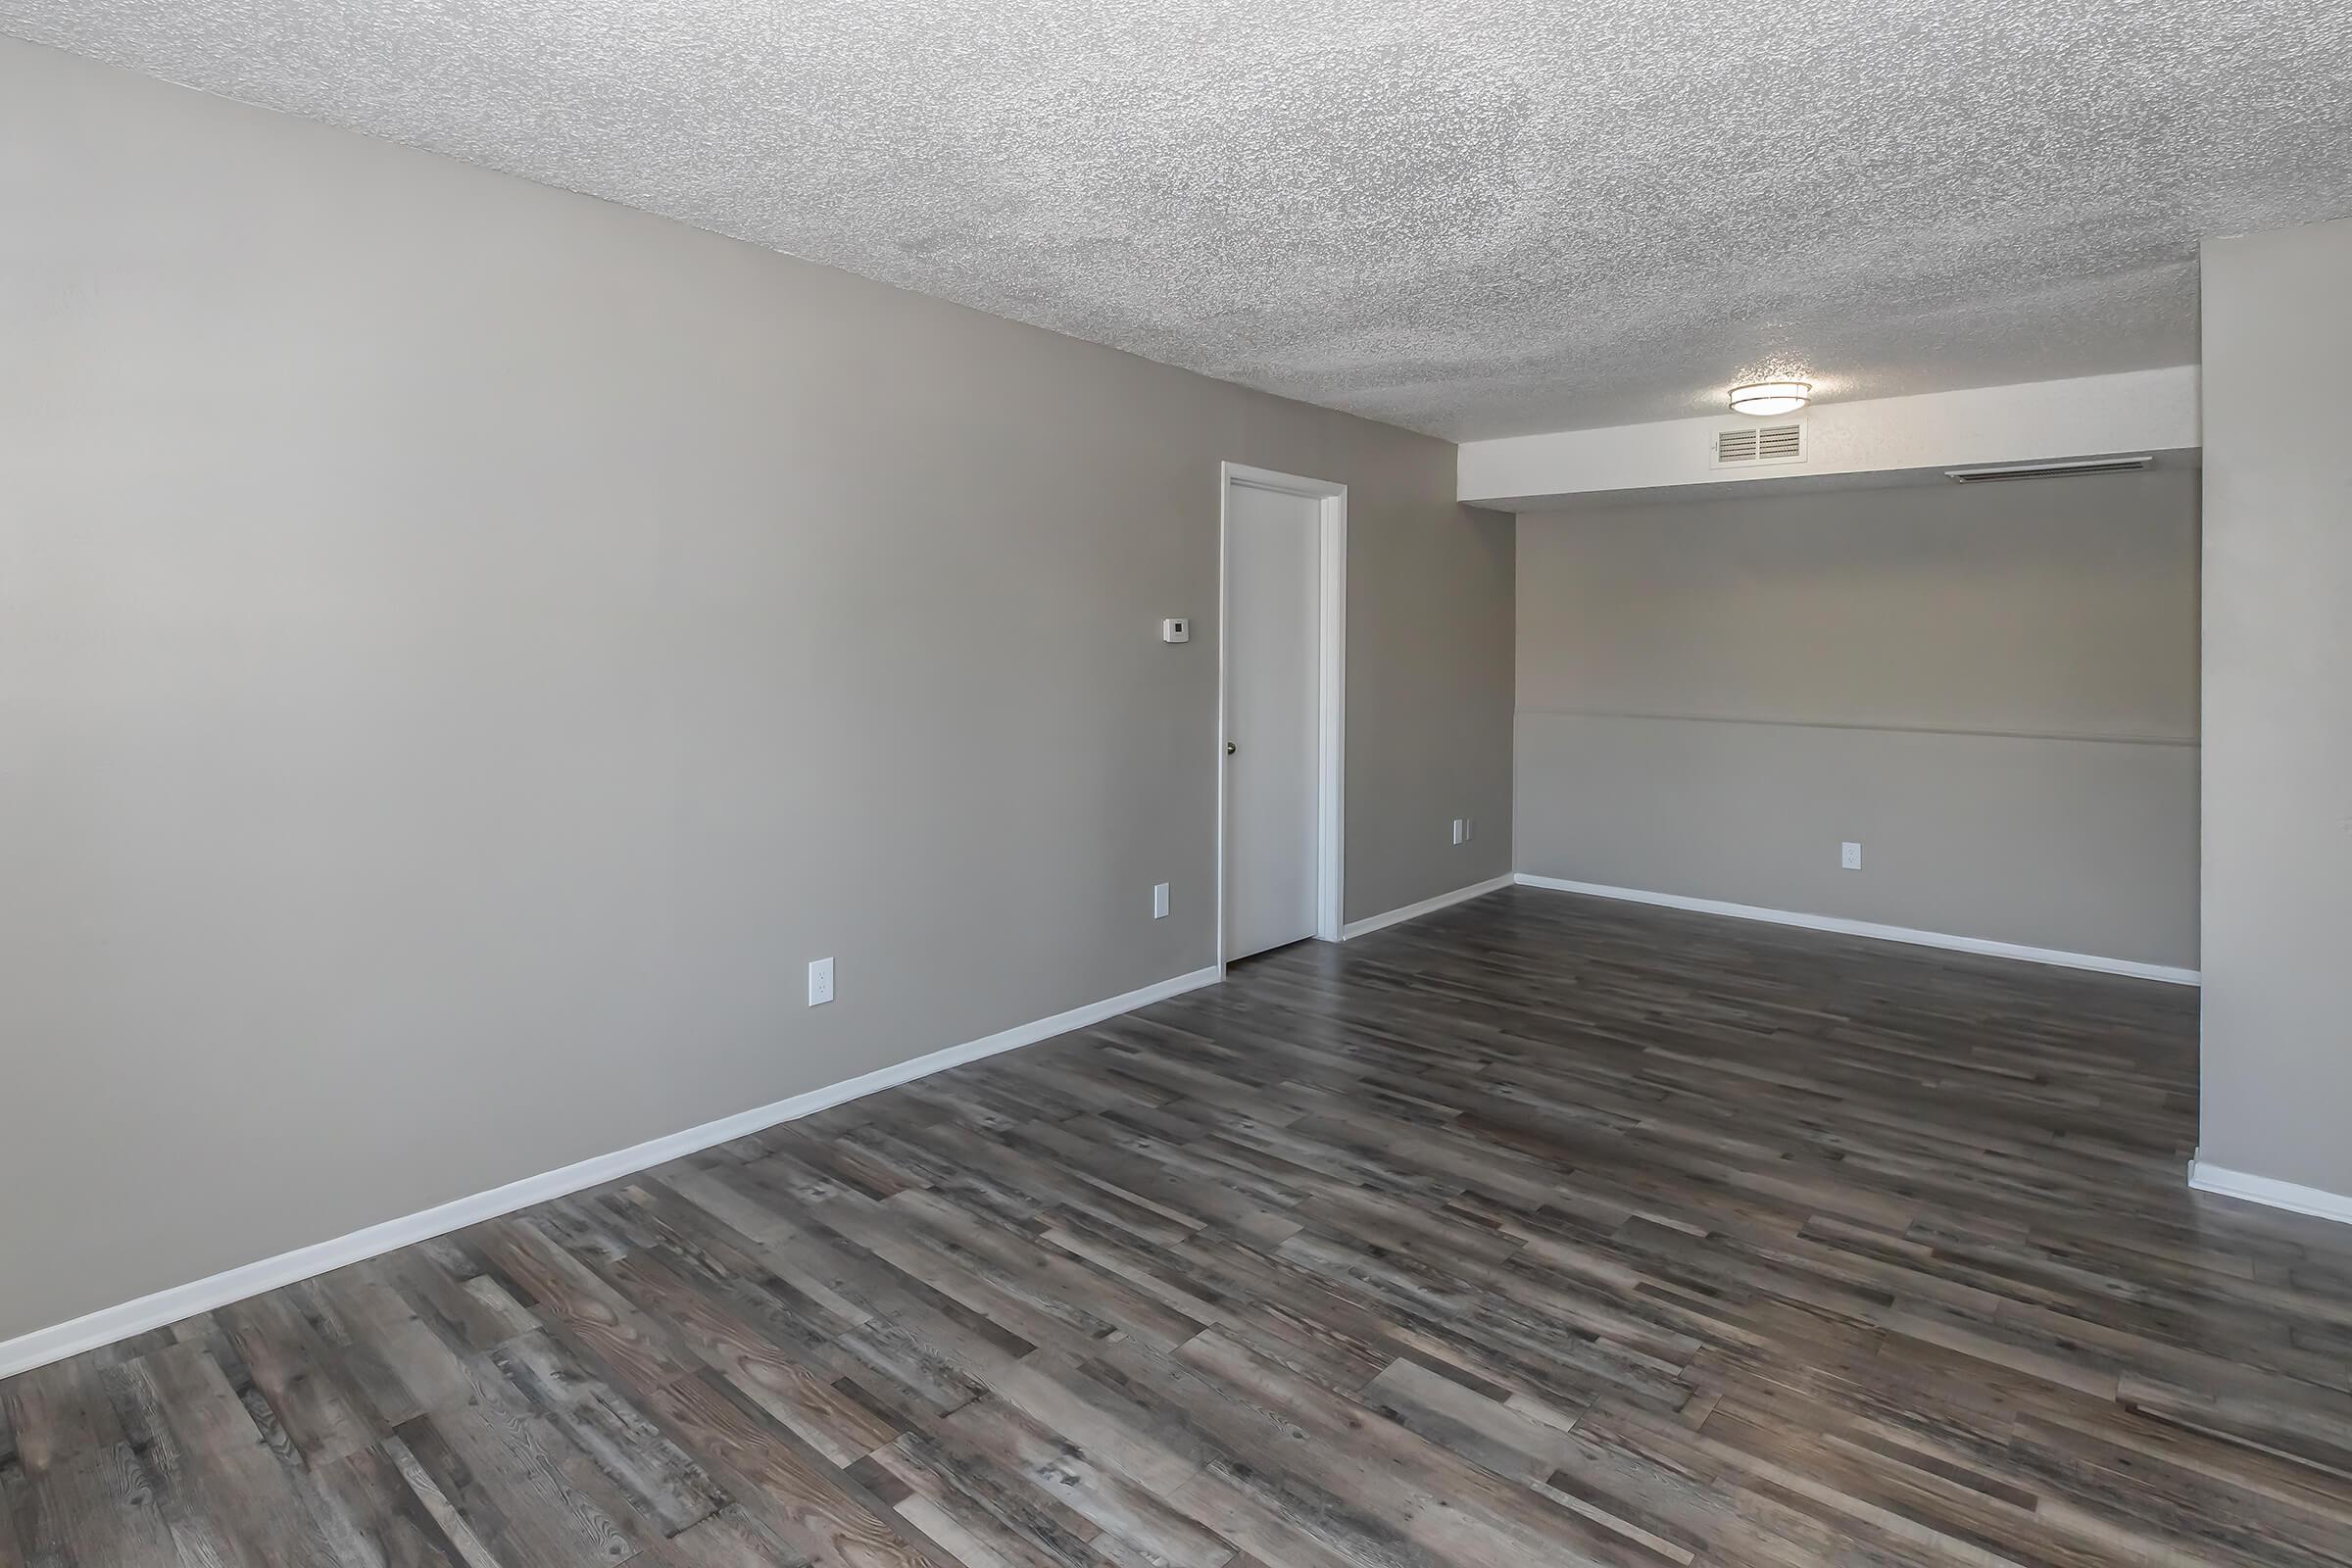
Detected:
[{"left": 8, "top": 887, "right": 2352, "bottom": 1567}]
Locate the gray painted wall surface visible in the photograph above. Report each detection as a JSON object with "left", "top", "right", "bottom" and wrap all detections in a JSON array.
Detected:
[
  {"left": 1515, "top": 471, "right": 2200, "bottom": 967},
  {"left": 2198, "top": 218, "right": 2352, "bottom": 1197},
  {"left": 0, "top": 39, "right": 1513, "bottom": 1342}
]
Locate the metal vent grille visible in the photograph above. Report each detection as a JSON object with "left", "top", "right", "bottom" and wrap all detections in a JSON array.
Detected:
[
  {"left": 1714, "top": 423, "right": 1805, "bottom": 466},
  {"left": 1945, "top": 455, "right": 2155, "bottom": 484}
]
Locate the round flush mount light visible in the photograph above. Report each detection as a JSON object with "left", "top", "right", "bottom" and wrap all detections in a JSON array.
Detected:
[{"left": 1728, "top": 380, "right": 1812, "bottom": 416}]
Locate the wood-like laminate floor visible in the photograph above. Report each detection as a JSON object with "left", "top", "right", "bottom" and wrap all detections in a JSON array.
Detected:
[{"left": 9, "top": 888, "right": 2352, "bottom": 1568}]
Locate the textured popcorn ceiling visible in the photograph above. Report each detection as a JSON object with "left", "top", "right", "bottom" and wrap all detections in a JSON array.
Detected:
[{"left": 9, "top": 1, "right": 2351, "bottom": 437}]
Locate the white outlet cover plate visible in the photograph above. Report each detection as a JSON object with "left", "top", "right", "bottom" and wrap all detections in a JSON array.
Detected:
[{"left": 808, "top": 956, "right": 835, "bottom": 1005}]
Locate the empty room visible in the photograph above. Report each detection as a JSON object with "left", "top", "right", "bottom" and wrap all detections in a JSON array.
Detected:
[{"left": 5, "top": 4, "right": 2351, "bottom": 1565}]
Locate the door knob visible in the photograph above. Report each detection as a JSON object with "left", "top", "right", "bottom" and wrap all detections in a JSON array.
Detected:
[{"left": 1225, "top": 741, "right": 1237, "bottom": 755}]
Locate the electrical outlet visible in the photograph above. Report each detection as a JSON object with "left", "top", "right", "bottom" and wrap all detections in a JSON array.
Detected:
[
  {"left": 1840, "top": 842, "right": 1862, "bottom": 871},
  {"left": 1152, "top": 882, "right": 1170, "bottom": 919},
  {"left": 808, "top": 956, "right": 835, "bottom": 1005},
  {"left": 1451, "top": 817, "right": 1466, "bottom": 846},
  {"left": 1462, "top": 816, "right": 1474, "bottom": 843}
]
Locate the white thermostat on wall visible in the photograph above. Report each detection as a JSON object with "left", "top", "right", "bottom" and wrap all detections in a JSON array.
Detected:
[{"left": 1161, "top": 617, "right": 1191, "bottom": 644}]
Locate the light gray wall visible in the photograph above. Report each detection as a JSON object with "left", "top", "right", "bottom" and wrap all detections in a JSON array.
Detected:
[
  {"left": 0, "top": 39, "right": 1513, "bottom": 1344},
  {"left": 1515, "top": 471, "right": 2201, "bottom": 967},
  {"left": 2198, "top": 217, "right": 2352, "bottom": 1197}
]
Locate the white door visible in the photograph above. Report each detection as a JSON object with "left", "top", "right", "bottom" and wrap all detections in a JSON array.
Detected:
[{"left": 1224, "top": 480, "right": 1322, "bottom": 960}]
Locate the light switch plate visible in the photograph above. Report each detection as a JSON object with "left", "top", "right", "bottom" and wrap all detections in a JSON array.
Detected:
[{"left": 1161, "top": 618, "right": 1190, "bottom": 643}]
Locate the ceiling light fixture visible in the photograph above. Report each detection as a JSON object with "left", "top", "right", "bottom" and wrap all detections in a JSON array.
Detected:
[{"left": 1728, "top": 380, "right": 1812, "bottom": 416}]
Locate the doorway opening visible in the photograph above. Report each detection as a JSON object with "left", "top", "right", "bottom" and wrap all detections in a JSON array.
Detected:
[{"left": 1216, "top": 462, "right": 1346, "bottom": 970}]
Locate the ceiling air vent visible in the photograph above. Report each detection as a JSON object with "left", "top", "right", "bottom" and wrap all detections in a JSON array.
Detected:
[
  {"left": 1714, "top": 422, "right": 1806, "bottom": 467},
  {"left": 1946, "top": 455, "right": 2154, "bottom": 484}
]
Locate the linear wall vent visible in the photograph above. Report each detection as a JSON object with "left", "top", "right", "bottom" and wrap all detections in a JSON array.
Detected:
[
  {"left": 1946, "top": 455, "right": 2154, "bottom": 484},
  {"left": 1714, "top": 422, "right": 1805, "bottom": 467}
]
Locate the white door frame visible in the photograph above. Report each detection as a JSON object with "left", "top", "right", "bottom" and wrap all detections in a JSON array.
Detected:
[{"left": 1216, "top": 461, "right": 1347, "bottom": 974}]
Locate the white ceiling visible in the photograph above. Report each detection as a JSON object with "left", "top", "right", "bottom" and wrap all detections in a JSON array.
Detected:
[{"left": 10, "top": 0, "right": 2350, "bottom": 439}]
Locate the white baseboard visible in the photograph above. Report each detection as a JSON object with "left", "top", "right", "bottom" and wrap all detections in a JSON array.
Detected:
[
  {"left": 1512, "top": 874, "right": 2200, "bottom": 986},
  {"left": 0, "top": 965, "right": 1220, "bottom": 1382},
  {"left": 1341, "top": 874, "right": 1514, "bottom": 941},
  {"left": 2188, "top": 1160, "right": 2352, "bottom": 1226}
]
